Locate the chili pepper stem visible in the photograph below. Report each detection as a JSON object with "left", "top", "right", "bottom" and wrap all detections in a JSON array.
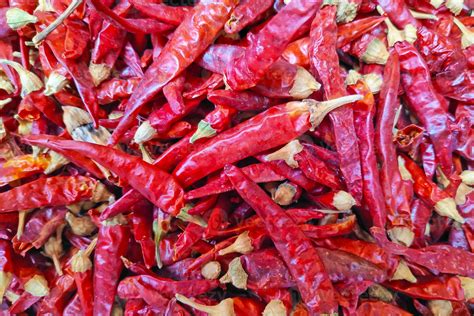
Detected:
[
  {"left": 175, "top": 294, "right": 235, "bottom": 316},
  {"left": 24, "top": 275, "right": 50, "bottom": 297},
  {"left": 16, "top": 210, "right": 30, "bottom": 238},
  {"left": 263, "top": 300, "right": 286, "bottom": 316},
  {"left": 52, "top": 254, "right": 63, "bottom": 276},
  {"left": 409, "top": 9, "right": 438, "bottom": 20},
  {"left": 265, "top": 140, "right": 303, "bottom": 168},
  {"left": 218, "top": 231, "right": 253, "bottom": 256},
  {"left": 139, "top": 144, "right": 154, "bottom": 163},
  {"left": 453, "top": 17, "right": 474, "bottom": 49},
  {"left": 32, "top": 0, "right": 84, "bottom": 45},
  {"left": 429, "top": 0, "right": 445, "bottom": 9},
  {"left": 308, "top": 94, "right": 363, "bottom": 130},
  {"left": 190, "top": 121, "right": 217, "bottom": 143},
  {"left": 0, "top": 271, "right": 13, "bottom": 304},
  {"left": 134, "top": 121, "right": 158, "bottom": 144},
  {"left": 445, "top": 0, "right": 463, "bottom": 15}
]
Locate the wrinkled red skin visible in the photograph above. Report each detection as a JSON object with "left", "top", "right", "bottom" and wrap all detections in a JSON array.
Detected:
[
  {"left": 23, "top": 137, "right": 185, "bottom": 216},
  {"left": 224, "top": 164, "right": 337, "bottom": 314},
  {"left": 225, "top": 0, "right": 273, "bottom": 34},
  {"left": 174, "top": 102, "right": 311, "bottom": 187},
  {"left": 397, "top": 41, "right": 455, "bottom": 175},
  {"left": 110, "top": 0, "right": 239, "bottom": 144},
  {"left": 62, "top": 294, "right": 83, "bottom": 316},
  {"left": 131, "top": 207, "right": 156, "bottom": 268},
  {"left": 310, "top": 5, "right": 363, "bottom": 203},
  {"left": 0, "top": 176, "right": 98, "bottom": 213},
  {"left": 185, "top": 163, "right": 285, "bottom": 200},
  {"left": 129, "top": 0, "right": 191, "bottom": 26},
  {"left": 93, "top": 222, "right": 130, "bottom": 316}
]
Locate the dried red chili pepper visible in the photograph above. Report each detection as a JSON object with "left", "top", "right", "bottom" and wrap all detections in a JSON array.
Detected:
[
  {"left": 224, "top": 0, "right": 321, "bottom": 90},
  {"left": 22, "top": 136, "right": 185, "bottom": 216},
  {"left": 174, "top": 95, "right": 360, "bottom": 187},
  {"left": 93, "top": 215, "right": 130, "bottom": 315},
  {"left": 0, "top": 176, "right": 109, "bottom": 213},
  {"left": 224, "top": 164, "right": 337, "bottom": 313},
  {"left": 309, "top": 4, "right": 363, "bottom": 203},
  {"left": 71, "top": 238, "right": 97, "bottom": 316},
  {"left": 109, "top": 0, "right": 239, "bottom": 144}
]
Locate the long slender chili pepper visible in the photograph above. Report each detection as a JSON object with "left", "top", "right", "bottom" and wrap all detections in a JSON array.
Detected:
[
  {"left": 21, "top": 136, "right": 185, "bottom": 216},
  {"left": 224, "top": 164, "right": 337, "bottom": 313},
  {"left": 109, "top": 0, "right": 239, "bottom": 144},
  {"left": 93, "top": 215, "right": 130, "bottom": 316},
  {"left": 71, "top": 238, "right": 97, "bottom": 316},
  {"left": 374, "top": 51, "right": 414, "bottom": 245},
  {"left": 309, "top": 4, "right": 363, "bottom": 203},
  {"left": 174, "top": 95, "right": 360, "bottom": 187}
]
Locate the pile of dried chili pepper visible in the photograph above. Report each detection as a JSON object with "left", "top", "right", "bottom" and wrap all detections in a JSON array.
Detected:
[{"left": 0, "top": 0, "right": 473, "bottom": 314}]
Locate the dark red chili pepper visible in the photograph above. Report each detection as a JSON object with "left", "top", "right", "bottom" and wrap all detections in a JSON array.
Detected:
[
  {"left": 22, "top": 136, "right": 185, "bottom": 216},
  {"left": 37, "top": 273, "right": 76, "bottom": 315},
  {"left": 309, "top": 4, "right": 363, "bottom": 203},
  {"left": 129, "top": 0, "right": 190, "bottom": 26},
  {"left": 93, "top": 216, "right": 130, "bottom": 316},
  {"left": 185, "top": 163, "right": 285, "bottom": 200},
  {"left": 395, "top": 38, "right": 455, "bottom": 176},
  {"left": 225, "top": 0, "right": 272, "bottom": 34},
  {"left": 109, "top": 0, "right": 239, "bottom": 144},
  {"left": 96, "top": 77, "right": 141, "bottom": 104},
  {"left": 300, "top": 215, "right": 356, "bottom": 239},
  {"left": 356, "top": 300, "right": 412, "bottom": 316},
  {"left": 130, "top": 207, "right": 156, "bottom": 269},
  {"left": 207, "top": 89, "right": 278, "bottom": 112},
  {"left": 224, "top": 0, "right": 322, "bottom": 90},
  {"left": 224, "top": 164, "right": 337, "bottom": 313}
]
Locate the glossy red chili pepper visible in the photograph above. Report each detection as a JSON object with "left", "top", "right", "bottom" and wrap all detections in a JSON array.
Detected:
[
  {"left": 300, "top": 215, "right": 356, "bottom": 239},
  {"left": 23, "top": 136, "right": 185, "bottom": 216},
  {"left": 37, "top": 273, "right": 76, "bottom": 315},
  {"left": 185, "top": 163, "right": 285, "bottom": 200},
  {"left": 309, "top": 5, "right": 363, "bottom": 203},
  {"left": 224, "top": 164, "right": 337, "bottom": 313},
  {"left": 356, "top": 300, "right": 412, "bottom": 316},
  {"left": 148, "top": 98, "right": 202, "bottom": 135},
  {"left": 109, "top": 0, "right": 239, "bottom": 144},
  {"left": 225, "top": 0, "right": 322, "bottom": 90},
  {"left": 0, "top": 176, "right": 105, "bottom": 213},
  {"left": 129, "top": 0, "right": 190, "bottom": 26},
  {"left": 93, "top": 217, "right": 130, "bottom": 316},
  {"left": 396, "top": 40, "right": 455, "bottom": 176},
  {"left": 385, "top": 275, "right": 464, "bottom": 301}
]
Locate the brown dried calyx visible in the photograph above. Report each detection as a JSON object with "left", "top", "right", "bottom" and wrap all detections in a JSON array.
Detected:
[
  {"left": 175, "top": 294, "right": 235, "bottom": 316},
  {"left": 0, "top": 60, "right": 43, "bottom": 97},
  {"left": 289, "top": 67, "right": 321, "bottom": 99},
  {"left": 218, "top": 231, "right": 254, "bottom": 256},
  {"left": 332, "top": 190, "right": 357, "bottom": 211},
  {"left": 219, "top": 257, "right": 248, "bottom": 290},
  {"left": 71, "top": 238, "right": 97, "bottom": 273},
  {"left": 0, "top": 271, "right": 13, "bottom": 304},
  {"left": 307, "top": 95, "right": 363, "bottom": 130},
  {"left": 272, "top": 182, "right": 298, "bottom": 206},
  {"left": 201, "top": 261, "right": 222, "bottom": 280},
  {"left": 388, "top": 226, "right": 414, "bottom": 247},
  {"left": 391, "top": 260, "right": 417, "bottom": 283},
  {"left": 265, "top": 140, "right": 303, "bottom": 168},
  {"left": 134, "top": 120, "right": 158, "bottom": 144},
  {"left": 379, "top": 7, "right": 417, "bottom": 46},
  {"left": 66, "top": 212, "right": 97, "bottom": 236},
  {"left": 44, "top": 225, "right": 65, "bottom": 276}
]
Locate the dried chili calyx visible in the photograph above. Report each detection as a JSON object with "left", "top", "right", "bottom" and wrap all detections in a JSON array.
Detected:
[{"left": 6, "top": 8, "right": 38, "bottom": 30}]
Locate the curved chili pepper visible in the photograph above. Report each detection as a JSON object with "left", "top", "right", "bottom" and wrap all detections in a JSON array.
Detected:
[
  {"left": 62, "top": 293, "right": 83, "bottom": 316},
  {"left": 71, "top": 239, "right": 97, "bottom": 316},
  {"left": 0, "top": 154, "right": 50, "bottom": 186},
  {"left": 396, "top": 40, "right": 455, "bottom": 176},
  {"left": 224, "top": 164, "right": 337, "bottom": 314},
  {"left": 385, "top": 275, "right": 464, "bottom": 301},
  {"left": 23, "top": 136, "right": 185, "bottom": 216},
  {"left": 130, "top": 207, "right": 156, "bottom": 269},
  {"left": 129, "top": 0, "right": 190, "bottom": 26},
  {"left": 300, "top": 215, "right": 356, "bottom": 239},
  {"left": 0, "top": 176, "right": 106, "bottom": 213},
  {"left": 109, "top": 0, "right": 239, "bottom": 144}
]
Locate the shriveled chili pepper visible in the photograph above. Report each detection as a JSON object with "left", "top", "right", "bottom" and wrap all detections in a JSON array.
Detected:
[
  {"left": 22, "top": 136, "right": 185, "bottom": 216},
  {"left": 207, "top": 89, "right": 278, "bottom": 112},
  {"left": 130, "top": 207, "right": 156, "bottom": 269},
  {"left": 356, "top": 300, "right": 412, "bottom": 316},
  {"left": 224, "top": 164, "right": 337, "bottom": 313},
  {"left": 62, "top": 293, "right": 83, "bottom": 316},
  {"left": 224, "top": 0, "right": 322, "bottom": 90},
  {"left": 174, "top": 95, "right": 360, "bottom": 187},
  {"left": 309, "top": 4, "right": 363, "bottom": 203},
  {"left": 93, "top": 215, "right": 130, "bottom": 315},
  {"left": 0, "top": 176, "right": 109, "bottom": 213},
  {"left": 71, "top": 238, "right": 97, "bottom": 316},
  {"left": 109, "top": 0, "right": 239, "bottom": 144}
]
